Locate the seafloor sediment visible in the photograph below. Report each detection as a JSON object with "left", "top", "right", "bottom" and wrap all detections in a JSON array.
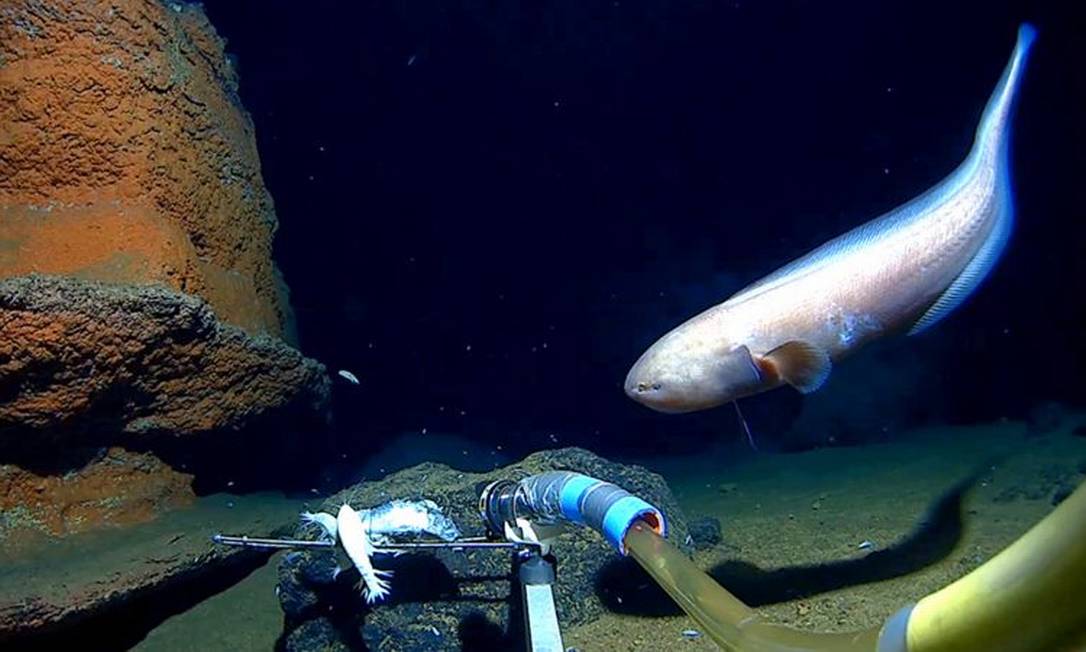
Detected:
[
  {"left": 567, "top": 416, "right": 1086, "bottom": 651},
  {"left": 36, "top": 413, "right": 1080, "bottom": 651}
]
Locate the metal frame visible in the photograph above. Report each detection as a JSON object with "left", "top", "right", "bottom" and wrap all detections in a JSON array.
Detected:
[{"left": 212, "top": 532, "right": 563, "bottom": 651}]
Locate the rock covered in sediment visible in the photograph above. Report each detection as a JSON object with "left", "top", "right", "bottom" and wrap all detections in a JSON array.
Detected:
[
  {"left": 686, "top": 515, "right": 723, "bottom": 551},
  {"left": 0, "top": 275, "right": 329, "bottom": 438},
  {"left": 0, "top": 0, "right": 333, "bottom": 581},
  {"left": 0, "top": 447, "right": 195, "bottom": 549},
  {"left": 278, "top": 447, "right": 693, "bottom": 652},
  {"left": 0, "top": 491, "right": 298, "bottom": 646},
  {"left": 0, "top": 0, "right": 294, "bottom": 340}
]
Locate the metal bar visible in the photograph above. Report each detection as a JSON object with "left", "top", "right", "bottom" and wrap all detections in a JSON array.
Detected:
[
  {"left": 212, "top": 534, "right": 538, "bottom": 553},
  {"left": 524, "top": 583, "right": 564, "bottom": 652},
  {"left": 378, "top": 540, "right": 526, "bottom": 551},
  {"left": 211, "top": 534, "right": 335, "bottom": 550},
  {"left": 519, "top": 554, "right": 564, "bottom": 652}
]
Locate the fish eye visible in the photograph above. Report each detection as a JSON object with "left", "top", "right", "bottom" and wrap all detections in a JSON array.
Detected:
[{"left": 651, "top": 383, "right": 661, "bottom": 391}]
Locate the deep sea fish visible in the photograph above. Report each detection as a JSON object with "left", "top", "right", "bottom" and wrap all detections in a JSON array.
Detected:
[
  {"left": 300, "top": 510, "right": 339, "bottom": 542},
  {"left": 626, "top": 25, "right": 1036, "bottom": 413},
  {"left": 337, "top": 369, "right": 361, "bottom": 384},
  {"left": 301, "top": 499, "right": 460, "bottom": 546},
  {"left": 361, "top": 498, "right": 462, "bottom": 542},
  {"left": 336, "top": 503, "right": 393, "bottom": 603}
]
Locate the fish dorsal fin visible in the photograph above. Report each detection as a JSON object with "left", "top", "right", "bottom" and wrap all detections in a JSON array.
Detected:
[
  {"left": 908, "top": 200, "right": 1013, "bottom": 335},
  {"left": 760, "top": 341, "right": 832, "bottom": 394}
]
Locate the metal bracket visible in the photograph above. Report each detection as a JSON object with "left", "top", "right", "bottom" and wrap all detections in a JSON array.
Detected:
[{"left": 502, "top": 518, "right": 565, "bottom": 556}]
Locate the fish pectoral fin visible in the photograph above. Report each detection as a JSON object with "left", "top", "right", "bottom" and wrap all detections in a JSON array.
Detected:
[{"left": 761, "top": 341, "right": 832, "bottom": 393}]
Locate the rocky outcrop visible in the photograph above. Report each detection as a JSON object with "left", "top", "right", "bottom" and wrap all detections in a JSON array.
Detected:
[
  {"left": 0, "top": 491, "right": 298, "bottom": 646},
  {"left": 0, "top": 447, "right": 194, "bottom": 548},
  {"left": 0, "top": 1, "right": 331, "bottom": 543},
  {"left": 0, "top": 0, "right": 295, "bottom": 340},
  {"left": 0, "top": 276, "right": 328, "bottom": 438},
  {"left": 0, "top": 276, "right": 330, "bottom": 544},
  {"left": 278, "top": 448, "right": 692, "bottom": 651}
]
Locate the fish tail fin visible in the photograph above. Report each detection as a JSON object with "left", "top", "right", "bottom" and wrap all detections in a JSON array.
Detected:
[
  {"left": 974, "top": 23, "right": 1036, "bottom": 159},
  {"left": 911, "top": 25, "right": 1036, "bottom": 335}
]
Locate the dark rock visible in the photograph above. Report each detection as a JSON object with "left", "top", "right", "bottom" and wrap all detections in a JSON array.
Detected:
[
  {"left": 0, "top": 447, "right": 194, "bottom": 550},
  {"left": 0, "top": 275, "right": 333, "bottom": 504},
  {"left": 279, "top": 448, "right": 692, "bottom": 651},
  {"left": 1027, "top": 401, "right": 1067, "bottom": 436},
  {"left": 0, "top": 276, "right": 329, "bottom": 440},
  {"left": 1051, "top": 484, "right": 1074, "bottom": 507},
  {"left": 1038, "top": 464, "right": 1072, "bottom": 488},
  {"left": 687, "top": 516, "right": 722, "bottom": 550},
  {"left": 0, "top": 493, "right": 295, "bottom": 645},
  {"left": 283, "top": 618, "right": 352, "bottom": 652},
  {"left": 992, "top": 464, "right": 1078, "bottom": 505},
  {"left": 277, "top": 552, "right": 334, "bottom": 619}
]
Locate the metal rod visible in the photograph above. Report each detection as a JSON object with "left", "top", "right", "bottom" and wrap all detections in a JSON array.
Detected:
[
  {"left": 212, "top": 534, "right": 335, "bottom": 550},
  {"left": 212, "top": 533, "right": 536, "bottom": 553},
  {"left": 379, "top": 540, "right": 526, "bottom": 551}
]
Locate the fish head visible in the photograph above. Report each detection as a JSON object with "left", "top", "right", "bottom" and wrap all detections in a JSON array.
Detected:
[{"left": 624, "top": 333, "right": 764, "bottom": 413}]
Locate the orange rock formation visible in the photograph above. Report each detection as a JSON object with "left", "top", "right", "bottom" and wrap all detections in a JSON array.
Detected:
[
  {"left": 0, "top": 1, "right": 330, "bottom": 549},
  {"left": 0, "top": 447, "right": 194, "bottom": 548},
  {"left": 0, "top": 0, "right": 295, "bottom": 340}
]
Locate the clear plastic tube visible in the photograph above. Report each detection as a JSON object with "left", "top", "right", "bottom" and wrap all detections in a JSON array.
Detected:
[
  {"left": 624, "top": 520, "right": 881, "bottom": 652},
  {"left": 623, "top": 478, "right": 1086, "bottom": 652}
]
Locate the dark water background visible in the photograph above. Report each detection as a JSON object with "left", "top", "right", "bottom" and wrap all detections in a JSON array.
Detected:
[{"left": 200, "top": 0, "right": 1084, "bottom": 468}]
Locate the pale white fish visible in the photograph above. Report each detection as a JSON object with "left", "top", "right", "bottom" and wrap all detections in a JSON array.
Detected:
[
  {"left": 361, "top": 499, "right": 461, "bottom": 542},
  {"left": 300, "top": 511, "right": 338, "bottom": 542},
  {"left": 625, "top": 25, "right": 1038, "bottom": 414},
  {"left": 337, "top": 370, "right": 360, "bottom": 384},
  {"left": 336, "top": 503, "right": 392, "bottom": 604}
]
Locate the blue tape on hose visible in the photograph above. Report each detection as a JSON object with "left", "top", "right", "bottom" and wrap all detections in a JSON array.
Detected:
[
  {"left": 559, "top": 474, "right": 597, "bottom": 524},
  {"left": 601, "top": 495, "right": 664, "bottom": 554}
]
